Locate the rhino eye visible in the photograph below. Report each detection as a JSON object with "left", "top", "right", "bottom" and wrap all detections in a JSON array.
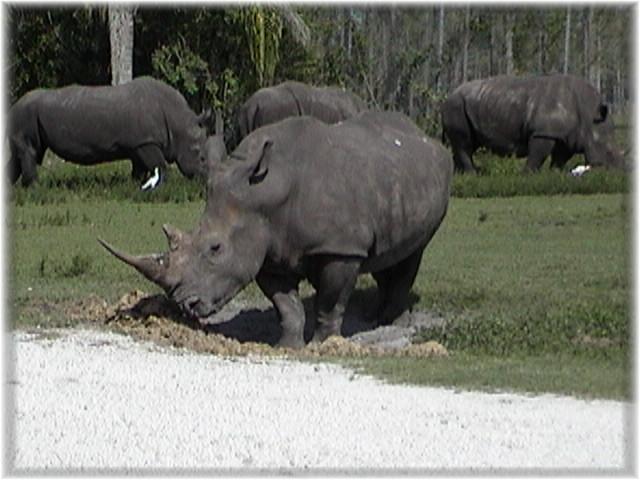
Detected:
[{"left": 209, "top": 244, "right": 221, "bottom": 256}]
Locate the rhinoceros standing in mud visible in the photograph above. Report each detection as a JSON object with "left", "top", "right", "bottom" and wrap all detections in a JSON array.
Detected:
[
  {"left": 227, "top": 80, "right": 367, "bottom": 150},
  {"left": 7, "top": 76, "right": 211, "bottom": 188},
  {"left": 100, "top": 111, "right": 452, "bottom": 348},
  {"left": 441, "top": 74, "right": 625, "bottom": 173}
]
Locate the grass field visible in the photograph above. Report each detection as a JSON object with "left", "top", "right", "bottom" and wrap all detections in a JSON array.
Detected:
[{"left": 7, "top": 158, "right": 631, "bottom": 400}]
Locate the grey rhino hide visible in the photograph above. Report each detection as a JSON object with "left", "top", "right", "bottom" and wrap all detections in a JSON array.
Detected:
[
  {"left": 440, "top": 74, "right": 625, "bottom": 173},
  {"left": 102, "top": 111, "right": 453, "bottom": 348},
  {"left": 7, "top": 76, "right": 210, "bottom": 187},
  {"left": 202, "top": 110, "right": 228, "bottom": 173},
  {"left": 228, "top": 81, "right": 367, "bottom": 150}
]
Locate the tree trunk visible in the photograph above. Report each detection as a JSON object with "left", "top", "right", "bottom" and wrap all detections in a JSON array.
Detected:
[
  {"left": 364, "top": 8, "right": 378, "bottom": 106},
  {"left": 109, "top": 5, "right": 134, "bottom": 85},
  {"left": 583, "top": 7, "right": 591, "bottom": 80},
  {"left": 462, "top": 5, "right": 470, "bottom": 83},
  {"left": 346, "top": 8, "right": 352, "bottom": 61},
  {"left": 505, "top": 11, "right": 514, "bottom": 75},
  {"left": 437, "top": 4, "right": 444, "bottom": 91},
  {"left": 563, "top": 6, "right": 571, "bottom": 74},
  {"left": 380, "top": 9, "right": 390, "bottom": 106},
  {"left": 489, "top": 18, "right": 496, "bottom": 76},
  {"left": 615, "top": 63, "right": 622, "bottom": 107},
  {"left": 422, "top": 9, "right": 431, "bottom": 85},
  {"left": 537, "top": 12, "right": 546, "bottom": 73},
  {"left": 595, "top": 35, "right": 601, "bottom": 91}
]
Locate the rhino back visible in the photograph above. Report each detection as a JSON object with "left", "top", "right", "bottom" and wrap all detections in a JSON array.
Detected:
[
  {"left": 285, "top": 82, "right": 365, "bottom": 124},
  {"left": 18, "top": 80, "right": 161, "bottom": 163},
  {"left": 10, "top": 77, "right": 195, "bottom": 164},
  {"left": 453, "top": 76, "right": 533, "bottom": 154},
  {"left": 237, "top": 86, "right": 297, "bottom": 138},
  {"left": 246, "top": 113, "right": 452, "bottom": 271}
]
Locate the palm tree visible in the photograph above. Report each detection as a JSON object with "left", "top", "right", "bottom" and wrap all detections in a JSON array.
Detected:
[
  {"left": 240, "top": 5, "right": 310, "bottom": 88},
  {"left": 109, "top": 5, "right": 135, "bottom": 85}
]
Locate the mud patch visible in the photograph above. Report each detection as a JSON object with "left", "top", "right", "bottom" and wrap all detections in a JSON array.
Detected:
[{"left": 66, "top": 290, "right": 448, "bottom": 359}]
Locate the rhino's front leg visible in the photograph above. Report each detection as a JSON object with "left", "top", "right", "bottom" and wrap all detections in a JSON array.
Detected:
[
  {"left": 130, "top": 159, "right": 148, "bottom": 181},
  {"left": 524, "top": 137, "right": 555, "bottom": 172},
  {"left": 255, "top": 271, "right": 305, "bottom": 349},
  {"left": 308, "top": 256, "right": 361, "bottom": 343}
]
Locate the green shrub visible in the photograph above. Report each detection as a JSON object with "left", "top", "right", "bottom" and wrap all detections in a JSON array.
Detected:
[
  {"left": 417, "top": 301, "right": 629, "bottom": 356},
  {"left": 451, "top": 168, "right": 629, "bottom": 198}
]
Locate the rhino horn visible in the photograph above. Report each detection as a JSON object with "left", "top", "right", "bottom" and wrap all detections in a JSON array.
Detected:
[
  {"left": 98, "top": 238, "right": 171, "bottom": 290},
  {"left": 197, "top": 108, "right": 213, "bottom": 128},
  {"left": 162, "top": 223, "right": 184, "bottom": 251},
  {"left": 215, "top": 110, "right": 224, "bottom": 136}
]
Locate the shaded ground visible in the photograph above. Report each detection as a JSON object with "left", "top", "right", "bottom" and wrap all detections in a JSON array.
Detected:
[{"left": 62, "top": 289, "right": 448, "bottom": 359}]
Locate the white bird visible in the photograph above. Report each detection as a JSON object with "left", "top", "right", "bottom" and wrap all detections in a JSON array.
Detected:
[
  {"left": 141, "top": 167, "right": 161, "bottom": 191},
  {"left": 570, "top": 165, "right": 591, "bottom": 177}
]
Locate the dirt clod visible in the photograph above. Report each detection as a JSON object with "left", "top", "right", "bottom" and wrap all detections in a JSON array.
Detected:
[{"left": 72, "top": 290, "right": 448, "bottom": 359}]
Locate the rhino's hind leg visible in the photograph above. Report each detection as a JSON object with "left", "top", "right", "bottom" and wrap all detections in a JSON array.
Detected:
[
  {"left": 132, "top": 144, "right": 168, "bottom": 189},
  {"left": 453, "top": 147, "right": 476, "bottom": 173},
  {"left": 372, "top": 246, "right": 425, "bottom": 326},
  {"left": 550, "top": 143, "right": 573, "bottom": 170},
  {"left": 19, "top": 146, "right": 42, "bottom": 187},
  {"left": 7, "top": 147, "right": 22, "bottom": 185},
  {"left": 255, "top": 271, "right": 306, "bottom": 349},
  {"left": 308, "top": 256, "right": 361, "bottom": 343}
]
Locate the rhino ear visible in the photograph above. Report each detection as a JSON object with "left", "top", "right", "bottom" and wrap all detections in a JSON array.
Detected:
[
  {"left": 594, "top": 104, "right": 609, "bottom": 123},
  {"left": 247, "top": 138, "right": 273, "bottom": 185},
  {"left": 197, "top": 108, "right": 213, "bottom": 128}
]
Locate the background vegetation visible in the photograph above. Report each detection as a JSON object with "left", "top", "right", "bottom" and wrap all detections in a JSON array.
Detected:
[{"left": 7, "top": 5, "right": 632, "bottom": 136}]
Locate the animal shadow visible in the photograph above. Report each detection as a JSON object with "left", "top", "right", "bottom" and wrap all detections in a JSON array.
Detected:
[
  {"left": 203, "top": 287, "right": 420, "bottom": 346},
  {"left": 120, "top": 287, "right": 420, "bottom": 347}
]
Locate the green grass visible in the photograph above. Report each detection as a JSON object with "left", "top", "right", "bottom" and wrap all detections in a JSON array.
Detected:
[
  {"left": 346, "top": 351, "right": 630, "bottom": 400},
  {"left": 10, "top": 157, "right": 205, "bottom": 206},
  {"left": 7, "top": 189, "right": 631, "bottom": 399},
  {"left": 411, "top": 194, "right": 630, "bottom": 356}
]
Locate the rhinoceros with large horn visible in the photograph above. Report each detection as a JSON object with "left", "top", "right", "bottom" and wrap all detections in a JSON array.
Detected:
[
  {"left": 100, "top": 111, "right": 452, "bottom": 348},
  {"left": 7, "top": 76, "right": 211, "bottom": 189}
]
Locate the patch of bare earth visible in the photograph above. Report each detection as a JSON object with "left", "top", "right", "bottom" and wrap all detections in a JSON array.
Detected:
[{"left": 62, "top": 290, "right": 448, "bottom": 359}]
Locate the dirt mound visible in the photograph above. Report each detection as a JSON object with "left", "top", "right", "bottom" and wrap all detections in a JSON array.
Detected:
[{"left": 72, "top": 290, "right": 448, "bottom": 359}]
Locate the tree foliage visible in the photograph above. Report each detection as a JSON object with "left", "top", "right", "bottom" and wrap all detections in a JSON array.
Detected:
[{"left": 6, "top": 5, "right": 632, "bottom": 136}]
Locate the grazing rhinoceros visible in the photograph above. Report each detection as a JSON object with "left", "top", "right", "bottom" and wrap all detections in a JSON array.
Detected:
[
  {"left": 227, "top": 81, "right": 367, "bottom": 150},
  {"left": 7, "top": 76, "right": 211, "bottom": 188},
  {"left": 441, "top": 74, "right": 625, "bottom": 173},
  {"left": 100, "top": 111, "right": 452, "bottom": 348}
]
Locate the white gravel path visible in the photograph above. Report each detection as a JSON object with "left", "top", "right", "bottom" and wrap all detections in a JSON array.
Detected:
[{"left": 7, "top": 329, "right": 632, "bottom": 474}]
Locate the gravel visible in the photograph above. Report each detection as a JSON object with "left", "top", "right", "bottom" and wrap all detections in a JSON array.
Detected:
[{"left": 7, "top": 329, "right": 631, "bottom": 474}]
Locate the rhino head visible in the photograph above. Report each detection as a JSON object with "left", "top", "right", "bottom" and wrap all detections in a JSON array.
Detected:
[
  {"left": 174, "top": 109, "right": 213, "bottom": 180},
  {"left": 585, "top": 104, "right": 626, "bottom": 170},
  {"left": 100, "top": 135, "right": 278, "bottom": 322}
]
